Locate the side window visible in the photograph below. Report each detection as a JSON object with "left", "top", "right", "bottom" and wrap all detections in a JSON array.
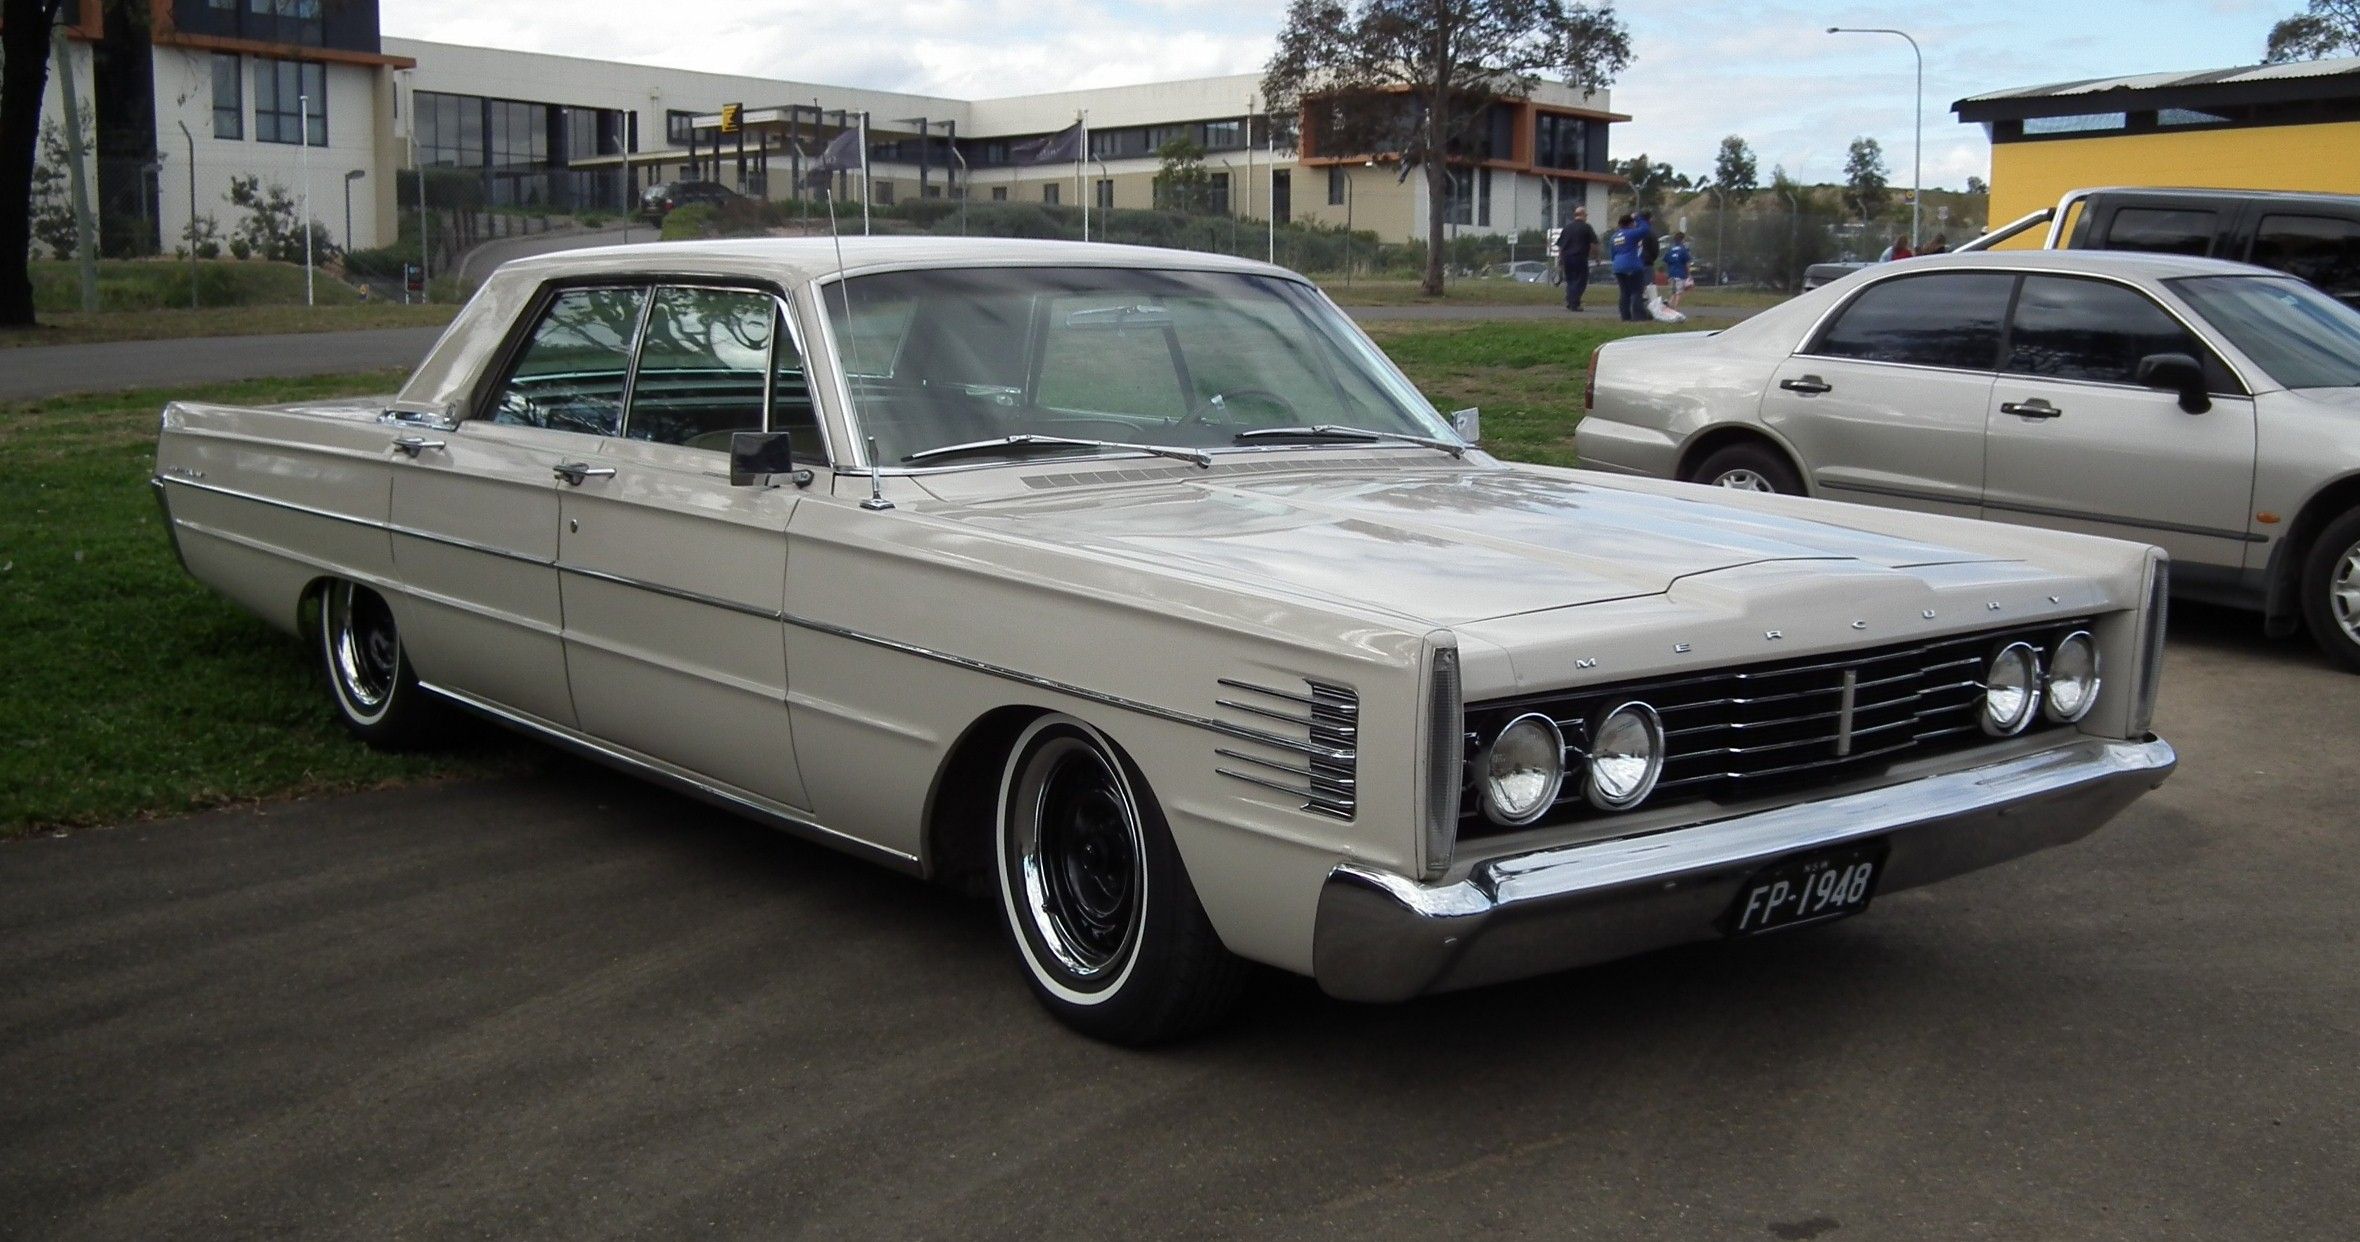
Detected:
[
  {"left": 2102, "top": 207, "right": 2216, "bottom": 257},
  {"left": 1807, "top": 273, "right": 2014, "bottom": 370},
  {"left": 2251, "top": 214, "right": 2360, "bottom": 309},
  {"left": 490, "top": 287, "right": 647, "bottom": 435},
  {"left": 625, "top": 286, "right": 776, "bottom": 450},
  {"left": 2005, "top": 275, "right": 2207, "bottom": 386}
]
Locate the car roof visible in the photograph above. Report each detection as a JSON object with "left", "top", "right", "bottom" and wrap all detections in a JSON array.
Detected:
[
  {"left": 2075, "top": 185, "right": 2360, "bottom": 208},
  {"left": 492, "top": 235, "right": 1298, "bottom": 286},
  {"left": 1886, "top": 249, "right": 2276, "bottom": 279}
]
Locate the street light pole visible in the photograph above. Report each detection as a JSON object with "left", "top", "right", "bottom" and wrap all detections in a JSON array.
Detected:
[{"left": 1828, "top": 25, "right": 1922, "bottom": 250}]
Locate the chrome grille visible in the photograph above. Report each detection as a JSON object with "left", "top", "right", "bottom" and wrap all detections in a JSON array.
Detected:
[
  {"left": 1213, "top": 678, "right": 1359, "bottom": 819},
  {"left": 1460, "top": 620, "right": 2093, "bottom": 837}
]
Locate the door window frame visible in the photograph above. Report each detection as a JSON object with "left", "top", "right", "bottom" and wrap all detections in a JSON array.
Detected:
[
  {"left": 465, "top": 275, "right": 833, "bottom": 465},
  {"left": 1796, "top": 270, "right": 2017, "bottom": 375},
  {"left": 1997, "top": 271, "right": 2251, "bottom": 398}
]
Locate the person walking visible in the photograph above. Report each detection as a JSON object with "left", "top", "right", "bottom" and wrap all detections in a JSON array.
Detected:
[
  {"left": 1557, "top": 207, "right": 1600, "bottom": 312},
  {"left": 1663, "top": 230, "right": 1693, "bottom": 310},
  {"left": 1925, "top": 232, "right": 1950, "bottom": 254},
  {"left": 1609, "top": 212, "right": 1652, "bottom": 322}
]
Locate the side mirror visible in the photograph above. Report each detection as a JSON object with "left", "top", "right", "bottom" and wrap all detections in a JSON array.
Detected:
[
  {"left": 1449, "top": 407, "right": 1482, "bottom": 442},
  {"left": 730, "top": 430, "right": 812, "bottom": 487},
  {"left": 2136, "top": 352, "right": 2211, "bottom": 414}
]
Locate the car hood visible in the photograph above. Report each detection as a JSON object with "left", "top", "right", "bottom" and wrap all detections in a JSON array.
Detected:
[{"left": 923, "top": 462, "right": 2008, "bottom": 626}]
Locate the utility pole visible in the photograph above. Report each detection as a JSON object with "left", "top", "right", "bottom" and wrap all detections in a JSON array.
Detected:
[
  {"left": 1828, "top": 26, "right": 1923, "bottom": 249},
  {"left": 51, "top": 25, "right": 98, "bottom": 314},
  {"left": 176, "top": 121, "right": 198, "bottom": 310}
]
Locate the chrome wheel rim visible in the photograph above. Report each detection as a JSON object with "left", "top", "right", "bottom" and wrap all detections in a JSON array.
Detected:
[
  {"left": 1008, "top": 733, "right": 1145, "bottom": 983},
  {"left": 326, "top": 583, "right": 399, "bottom": 719},
  {"left": 2334, "top": 539, "right": 2360, "bottom": 644},
  {"left": 1714, "top": 468, "right": 1774, "bottom": 492}
]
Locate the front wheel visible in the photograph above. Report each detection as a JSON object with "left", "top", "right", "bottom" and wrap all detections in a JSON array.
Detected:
[
  {"left": 1691, "top": 442, "right": 1804, "bottom": 495},
  {"left": 2299, "top": 508, "right": 2360, "bottom": 674},
  {"left": 319, "top": 580, "right": 441, "bottom": 747},
  {"left": 994, "top": 715, "right": 1247, "bottom": 1043}
]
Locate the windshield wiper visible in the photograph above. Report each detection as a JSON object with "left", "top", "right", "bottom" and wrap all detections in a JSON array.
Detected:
[
  {"left": 1232, "top": 424, "right": 1467, "bottom": 458},
  {"left": 902, "top": 434, "right": 1212, "bottom": 468}
]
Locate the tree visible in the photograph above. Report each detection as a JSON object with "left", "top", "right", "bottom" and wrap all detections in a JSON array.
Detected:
[
  {"left": 1264, "top": 0, "right": 1633, "bottom": 295},
  {"left": 1843, "top": 136, "right": 1890, "bottom": 223},
  {"left": 2, "top": 0, "right": 72, "bottom": 326},
  {"left": 1609, "top": 152, "right": 1687, "bottom": 213},
  {"left": 1965, "top": 174, "right": 1988, "bottom": 196},
  {"left": 1711, "top": 135, "right": 1757, "bottom": 200},
  {"left": 2265, "top": 0, "right": 2360, "bottom": 59},
  {"left": 1152, "top": 136, "right": 1214, "bottom": 214}
]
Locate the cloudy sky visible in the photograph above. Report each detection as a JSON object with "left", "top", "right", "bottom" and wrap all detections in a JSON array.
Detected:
[{"left": 384, "top": 0, "right": 2299, "bottom": 189}]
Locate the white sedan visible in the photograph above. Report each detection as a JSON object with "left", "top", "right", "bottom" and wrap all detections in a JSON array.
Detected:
[{"left": 1575, "top": 249, "right": 2360, "bottom": 671}]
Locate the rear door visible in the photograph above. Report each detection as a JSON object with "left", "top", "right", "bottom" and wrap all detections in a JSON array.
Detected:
[
  {"left": 1759, "top": 270, "right": 2013, "bottom": 516},
  {"left": 390, "top": 285, "right": 648, "bottom": 728},
  {"left": 1981, "top": 273, "right": 2258, "bottom": 570},
  {"left": 556, "top": 284, "right": 819, "bottom": 811}
]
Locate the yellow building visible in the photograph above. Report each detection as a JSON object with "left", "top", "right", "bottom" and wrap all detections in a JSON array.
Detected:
[{"left": 1955, "top": 56, "right": 2360, "bottom": 237}]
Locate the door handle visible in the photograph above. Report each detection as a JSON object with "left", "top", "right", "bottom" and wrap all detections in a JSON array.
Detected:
[
  {"left": 1779, "top": 376, "right": 1832, "bottom": 395},
  {"left": 553, "top": 461, "right": 616, "bottom": 485},
  {"left": 391, "top": 435, "right": 446, "bottom": 457},
  {"left": 2000, "top": 399, "right": 2063, "bottom": 420}
]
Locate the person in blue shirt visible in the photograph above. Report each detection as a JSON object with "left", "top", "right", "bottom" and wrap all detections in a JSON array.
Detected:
[
  {"left": 1663, "top": 231, "right": 1693, "bottom": 309},
  {"left": 1608, "top": 212, "right": 1653, "bottom": 322}
]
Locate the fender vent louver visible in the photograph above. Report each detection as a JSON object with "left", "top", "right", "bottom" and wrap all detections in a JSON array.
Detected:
[{"left": 1211, "top": 677, "right": 1358, "bottom": 820}]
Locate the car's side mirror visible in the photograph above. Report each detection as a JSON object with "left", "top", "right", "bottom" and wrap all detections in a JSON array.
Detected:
[
  {"left": 730, "top": 430, "right": 813, "bottom": 487},
  {"left": 1450, "top": 407, "right": 1482, "bottom": 442},
  {"left": 2137, "top": 352, "right": 2211, "bottom": 414}
]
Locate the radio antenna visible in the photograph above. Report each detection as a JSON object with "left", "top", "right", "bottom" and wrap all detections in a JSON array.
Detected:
[{"left": 861, "top": 437, "right": 893, "bottom": 510}]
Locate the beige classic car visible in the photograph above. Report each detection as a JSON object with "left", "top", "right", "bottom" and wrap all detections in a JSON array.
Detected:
[
  {"left": 155, "top": 238, "right": 2176, "bottom": 1042},
  {"left": 1575, "top": 250, "right": 2360, "bottom": 671}
]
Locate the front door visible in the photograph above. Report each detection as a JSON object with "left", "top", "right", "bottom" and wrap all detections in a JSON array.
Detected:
[
  {"left": 1981, "top": 274, "right": 2259, "bottom": 570},
  {"left": 389, "top": 285, "right": 651, "bottom": 727},
  {"left": 556, "top": 285, "right": 816, "bottom": 811},
  {"left": 1758, "top": 270, "right": 2014, "bottom": 516}
]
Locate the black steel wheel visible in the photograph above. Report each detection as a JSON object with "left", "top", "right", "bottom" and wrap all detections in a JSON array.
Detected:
[
  {"left": 318, "top": 581, "right": 439, "bottom": 747},
  {"left": 994, "top": 715, "right": 1247, "bottom": 1043}
]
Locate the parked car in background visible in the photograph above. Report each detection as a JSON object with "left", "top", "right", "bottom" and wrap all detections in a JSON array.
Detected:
[
  {"left": 154, "top": 238, "right": 2175, "bottom": 1043},
  {"left": 1963, "top": 186, "right": 2360, "bottom": 310},
  {"left": 1577, "top": 249, "right": 2360, "bottom": 670},
  {"left": 637, "top": 179, "right": 747, "bottom": 224},
  {"left": 1480, "top": 260, "right": 1554, "bottom": 284},
  {"left": 1801, "top": 260, "right": 1871, "bottom": 290}
]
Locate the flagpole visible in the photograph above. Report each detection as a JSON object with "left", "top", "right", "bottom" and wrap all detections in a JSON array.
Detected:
[
  {"left": 859, "top": 111, "right": 871, "bottom": 236},
  {"left": 1076, "top": 109, "right": 1088, "bottom": 242}
]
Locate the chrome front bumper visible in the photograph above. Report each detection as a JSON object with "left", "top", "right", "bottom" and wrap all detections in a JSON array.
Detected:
[{"left": 1313, "top": 735, "right": 2176, "bottom": 1002}]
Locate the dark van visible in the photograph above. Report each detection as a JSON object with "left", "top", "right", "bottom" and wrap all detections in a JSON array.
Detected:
[{"left": 1967, "top": 186, "right": 2360, "bottom": 309}]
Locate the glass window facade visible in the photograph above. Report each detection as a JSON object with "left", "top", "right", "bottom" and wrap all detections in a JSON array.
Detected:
[
  {"left": 211, "top": 54, "right": 242, "bottom": 141},
  {"left": 253, "top": 58, "right": 325, "bottom": 146},
  {"left": 1534, "top": 113, "right": 1587, "bottom": 170}
]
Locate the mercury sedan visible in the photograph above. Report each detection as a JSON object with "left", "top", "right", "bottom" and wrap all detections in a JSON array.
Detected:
[{"left": 154, "top": 238, "right": 2176, "bottom": 1042}]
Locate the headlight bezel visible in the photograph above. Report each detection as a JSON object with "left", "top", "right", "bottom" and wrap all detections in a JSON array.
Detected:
[
  {"left": 1585, "top": 700, "right": 1666, "bottom": 811},
  {"left": 1478, "top": 711, "right": 1566, "bottom": 827},
  {"left": 2042, "top": 629, "right": 2102, "bottom": 723},
  {"left": 1981, "top": 641, "right": 2043, "bottom": 737}
]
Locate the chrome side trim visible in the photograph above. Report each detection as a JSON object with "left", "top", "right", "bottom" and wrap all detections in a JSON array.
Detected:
[
  {"left": 156, "top": 474, "right": 382, "bottom": 530},
  {"left": 388, "top": 522, "right": 555, "bottom": 566},
  {"left": 149, "top": 478, "right": 192, "bottom": 575},
  {"left": 418, "top": 679, "right": 921, "bottom": 873},
  {"left": 557, "top": 562, "right": 785, "bottom": 621},
  {"left": 1817, "top": 477, "right": 2268, "bottom": 543}
]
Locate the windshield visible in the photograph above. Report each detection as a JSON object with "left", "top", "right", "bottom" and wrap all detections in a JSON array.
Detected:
[
  {"left": 2170, "top": 274, "right": 2360, "bottom": 391},
  {"left": 818, "top": 266, "right": 1453, "bottom": 466}
]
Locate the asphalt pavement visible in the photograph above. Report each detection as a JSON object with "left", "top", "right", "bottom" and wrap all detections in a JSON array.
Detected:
[{"left": 4, "top": 602, "right": 2354, "bottom": 1239}]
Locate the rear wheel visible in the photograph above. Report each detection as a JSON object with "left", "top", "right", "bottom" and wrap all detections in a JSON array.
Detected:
[
  {"left": 994, "top": 714, "right": 1247, "bottom": 1044},
  {"left": 319, "top": 581, "right": 440, "bottom": 747},
  {"left": 1691, "top": 441, "right": 1804, "bottom": 495},
  {"left": 2299, "top": 508, "right": 2360, "bottom": 674}
]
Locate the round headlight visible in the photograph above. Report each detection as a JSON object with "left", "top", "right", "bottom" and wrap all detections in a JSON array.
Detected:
[
  {"left": 2044, "top": 630, "right": 2101, "bottom": 723},
  {"left": 1480, "top": 713, "right": 1566, "bottom": 826},
  {"left": 1981, "top": 642, "right": 2042, "bottom": 736},
  {"left": 1586, "top": 701, "right": 1665, "bottom": 811}
]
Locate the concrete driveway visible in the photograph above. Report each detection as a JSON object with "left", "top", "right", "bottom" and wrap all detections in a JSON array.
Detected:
[{"left": 4, "top": 604, "right": 2353, "bottom": 1239}]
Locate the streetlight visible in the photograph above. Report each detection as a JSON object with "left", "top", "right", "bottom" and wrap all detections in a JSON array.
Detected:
[
  {"left": 1828, "top": 25, "right": 1922, "bottom": 250},
  {"left": 343, "top": 169, "right": 366, "bottom": 251}
]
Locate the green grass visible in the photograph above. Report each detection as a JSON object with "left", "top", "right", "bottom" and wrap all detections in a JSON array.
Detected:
[
  {"left": 0, "top": 372, "right": 521, "bottom": 838},
  {"left": 1376, "top": 318, "right": 1682, "bottom": 466},
  {"left": 0, "top": 320, "right": 1662, "bottom": 836},
  {"left": 0, "top": 302, "right": 460, "bottom": 348},
  {"left": 31, "top": 258, "right": 369, "bottom": 314}
]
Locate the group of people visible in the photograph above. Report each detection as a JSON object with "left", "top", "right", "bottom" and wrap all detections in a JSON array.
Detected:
[{"left": 1555, "top": 208, "right": 1693, "bottom": 322}]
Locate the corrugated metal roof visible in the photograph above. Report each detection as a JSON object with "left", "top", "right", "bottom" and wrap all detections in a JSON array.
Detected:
[{"left": 1960, "top": 55, "right": 2360, "bottom": 104}]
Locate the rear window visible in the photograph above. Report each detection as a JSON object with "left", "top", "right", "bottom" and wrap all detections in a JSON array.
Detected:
[
  {"left": 1806, "top": 272, "right": 2014, "bottom": 370},
  {"left": 2100, "top": 207, "right": 2217, "bottom": 257},
  {"left": 2250, "top": 214, "right": 2360, "bottom": 309}
]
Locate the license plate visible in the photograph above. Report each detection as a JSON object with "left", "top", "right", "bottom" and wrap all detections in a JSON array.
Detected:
[{"left": 1726, "top": 842, "right": 1887, "bottom": 935}]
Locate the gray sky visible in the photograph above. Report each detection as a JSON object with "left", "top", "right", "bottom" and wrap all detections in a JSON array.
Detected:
[{"left": 384, "top": 0, "right": 2298, "bottom": 188}]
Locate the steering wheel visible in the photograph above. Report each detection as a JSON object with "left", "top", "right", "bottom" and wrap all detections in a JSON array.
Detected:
[{"left": 1181, "top": 387, "right": 1299, "bottom": 428}]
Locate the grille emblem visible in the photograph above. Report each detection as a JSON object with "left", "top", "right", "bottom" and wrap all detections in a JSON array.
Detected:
[
  {"left": 1764, "top": 630, "right": 1784, "bottom": 641},
  {"left": 1835, "top": 669, "right": 1859, "bottom": 756}
]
